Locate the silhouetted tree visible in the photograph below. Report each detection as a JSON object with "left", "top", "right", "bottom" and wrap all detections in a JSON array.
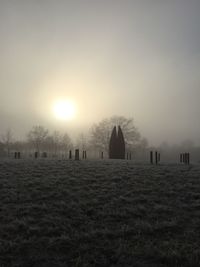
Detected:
[
  {"left": 1, "top": 128, "right": 13, "bottom": 157},
  {"left": 62, "top": 132, "right": 73, "bottom": 152},
  {"left": 0, "top": 141, "right": 5, "bottom": 157},
  {"left": 27, "top": 125, "right": 48, "bottom": 153},
  {"left": 76, "top": 133, "right": 88, "bottom": 151},
  {"left": 42, "top": 131, "right": 73, "bottom": 156},
  {"left": 52, "top": 131, "right": 62, "bottom": 156},
  {"left": 43, "top": 135, "right": 54, "bottom": 154}
]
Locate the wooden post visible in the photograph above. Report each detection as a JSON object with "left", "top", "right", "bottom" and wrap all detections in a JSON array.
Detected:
[
  {"left": 82, "top": 151, "right": 87, "bottom": 159},
  {"left": 155, "top": 151, "right": 158, "bottom": 165},
  {"left": 180, "top": 153, "right": 183, "bottom": 163},
  {"left": 101, "top": 152, "right": 104, "bottom": 159},
  {"left": 42, "top": 152, "right": 47, "bottom": 158},
  {"left": 75, "top": 149, "right": 79, "bottom": 160},
  {"left": 183, "top": 153, "right": 185, "bottom": 164},
  {"left": 185, "top": 153, "right": 190, "bottom": 165},
  {"left": 69, "top": 150, "right": 72, "bottom": 159},
  {"left": 18, "top": 152, "right": 21, "bottom": 159},
  {"left": 35, "top": 152, "right": 38, "bottom": 159},
  {"left": 185, "top": 153, "right": 188, "bottom": 165},
  {"left": 150, "top": 151, "right": 153, "bottom": 164}
]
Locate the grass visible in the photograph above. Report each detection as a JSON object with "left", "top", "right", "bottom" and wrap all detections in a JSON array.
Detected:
[{"left": 0, "top": 159, "right": 200, "bottom": 266}]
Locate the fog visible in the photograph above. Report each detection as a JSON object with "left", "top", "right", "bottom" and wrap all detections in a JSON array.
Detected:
[{"left": 0, "top": 0, "right": 200, "bottom": 145}]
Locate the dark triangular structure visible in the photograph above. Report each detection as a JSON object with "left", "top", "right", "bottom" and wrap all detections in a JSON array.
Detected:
[
  {"left": 109, "top": 126, "right": 118, "bottom": 159},
  {"left": 109, "top": 125, "right": 125, "bottom": 159},
  {"left": 117, "top": 126, "right": 125, "bottom": 159}
]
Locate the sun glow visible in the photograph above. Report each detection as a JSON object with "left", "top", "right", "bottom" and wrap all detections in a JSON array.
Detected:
[{"left": 53, "top": 100, "right": 76, "bottom": 120}]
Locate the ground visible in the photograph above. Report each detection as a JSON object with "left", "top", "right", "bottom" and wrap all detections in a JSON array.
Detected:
[{"left": 0, "top": 159, "right": 200, "bottom": 267}]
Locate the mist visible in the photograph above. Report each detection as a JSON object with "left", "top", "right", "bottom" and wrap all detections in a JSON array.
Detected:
[{"left": 1, "top": 0, "right": 200, "bottom": 146}]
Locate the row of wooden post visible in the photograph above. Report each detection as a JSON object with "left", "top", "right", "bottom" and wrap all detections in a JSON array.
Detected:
[
  {"left": 13, "top": 150, "right": 86, "bottom": 160},
  {"left": 126, "top": 153, "right": 132, "bottom": 160},
  {"left": 14, "top": 152, "right": 21, "bottom": 159},
  {"left": 150, "top": 151, "right": 161, "bottom": 165},
  {"left": 180, "top": 153, "right": 190, "bottom": 165},
  {"left": 74, "top": 149, "right": 87, "bottom": 160},
  {"left": 13, "top": 150, "right": 191, "bottom": 164}
]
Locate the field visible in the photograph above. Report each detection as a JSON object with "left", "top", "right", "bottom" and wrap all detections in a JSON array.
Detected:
[{"left": 0, "top": 159, "right": 200, "bottom": 267}]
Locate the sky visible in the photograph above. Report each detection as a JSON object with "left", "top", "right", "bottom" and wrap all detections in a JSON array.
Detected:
[{"left": 0, "top": 0, "right": 200, "bottom": 145}]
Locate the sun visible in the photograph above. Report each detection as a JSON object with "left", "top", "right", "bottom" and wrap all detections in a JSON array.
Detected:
[{"left": 53, "top": 100, "right": 76, "bottom": 120}]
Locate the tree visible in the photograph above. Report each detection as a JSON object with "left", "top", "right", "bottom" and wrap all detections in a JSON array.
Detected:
[
  {"left": 51, "top": 131, "right": 62, "bottom": 156},
  {"left": 27, "top": 125, "right": 48, "bottom": 153},
  {"left": 90, "top": 115, "right": 141, "bottom": 154},
  {"left": 62, "top": 132, "right": 73, "bottom": 152},
  {"left": 76, "top": 133, "right": 88, "bottom": 151},
  {"left": 49, "top": 131, "right": 73, "bottom": 156},
  {"left": 1, "top": 128, "right": 13, "bottom": 157},
  {"left": 42, "top": 131, "right": 73, "bottom": 156},
  {"left": 0, "top": 141, "right": 5, "bottom": 157}
]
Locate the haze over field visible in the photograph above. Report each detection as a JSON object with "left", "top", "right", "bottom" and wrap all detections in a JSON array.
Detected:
[{"left": 0, "top": 0, "right": 200, "bottom": 145}]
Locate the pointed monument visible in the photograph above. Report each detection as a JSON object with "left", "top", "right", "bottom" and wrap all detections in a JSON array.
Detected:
[
  {"left": 109, "top": 126, "right": 118, "bottom": 159},
  {"left": 109, "top": 125, "right": 125, "bottom": 159},
  {"left": 117, "top": 126, "right": 125, "bottom": 159}
]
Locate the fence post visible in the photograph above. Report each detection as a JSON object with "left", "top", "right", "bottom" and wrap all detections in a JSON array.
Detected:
[
  {"left": 69, "top": 150, "right": 72, "bottom": 159},
  {"left": 75, "top": 149, "right": 79, "bottom": 160},
  {"left": 155, "top": 151, "right": 158, "bottom": 165},
  {"left": 180, "top": 153, "right": 182, "bottom": 163},
  {"left": 183, "top": 153, "right": 185, "bottom": 164},
  {"left": 150, "top": 151, "right": 153, "bottom": 164},
  {"left": 185, "top": 153, "right": 190, "bottom": 165}
]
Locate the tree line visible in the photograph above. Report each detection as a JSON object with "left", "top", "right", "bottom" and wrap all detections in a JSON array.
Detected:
[
  {"left": 1, "top": 115, "right": 199, "bottom": 162},
  {"left": 0, "top": 116, "right": 149, "bottom": 159}
]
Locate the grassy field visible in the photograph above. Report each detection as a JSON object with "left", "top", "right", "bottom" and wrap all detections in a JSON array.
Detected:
[{"left": 0, "top": 159, "right": 200, "bottom": 267}]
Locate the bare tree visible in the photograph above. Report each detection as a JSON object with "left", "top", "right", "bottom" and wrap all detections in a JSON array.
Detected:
[
  {"left": 76, "top": 133, "right": 88, "bottom": 151},
  {"left": 41, "top": 131, "right": 73, "bottom": 156},
  {"left": 0, "top": 141, "right": 5, "bottom": 157},
  {"left": 27, "top": 125, "right": 48, "bottom": 153},
  {"left": 51, "top": 131, "right": 62, "bottom": 156},
  {"left": 1, "top": 128, "right": 13, "bottom": 157},
  {"left": 62, "top": 132, "right": 73, "bottom": 153},
  {"left": 44, "top": 135, "right": 53, "bottom": 154}
]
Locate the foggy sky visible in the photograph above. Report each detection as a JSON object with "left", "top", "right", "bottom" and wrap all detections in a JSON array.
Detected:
[{"left": 0, "top": 0, "right": 200, "bottom": 145}]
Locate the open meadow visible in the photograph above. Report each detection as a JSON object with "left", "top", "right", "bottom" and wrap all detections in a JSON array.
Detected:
[{"left": 0, "top": 159, "right": 200, "bottom": 267}]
